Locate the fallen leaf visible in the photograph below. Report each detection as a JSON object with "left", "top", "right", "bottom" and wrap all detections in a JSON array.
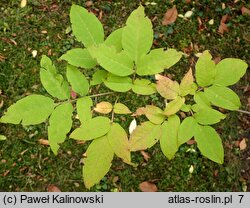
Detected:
[
  {"left": 241, "top": 6, "right": 250, "bottom": 15},
  {"left": 129, "top": 119, "right": 137, "bottom": 134},
  {"left": 70, "top": 89, "right": 77, "bottom": 99},
  {"left": 186, "top": 0, "right": 191, "bottom": 3},
  {"left": 218, "top": 15, "right": 229, "bottom": 34},
  {"left": 3, "top": 170, "right": 10, "bottom": 177},
  {"left": 94, "top": 101, "right": 113, "bottom": 114},
  {"left": 189, "top": 165, "right": 194, "bottom": 173},
  {"left": 139, "top": 181, "right": 158, "bottom": 192},
  {"left": 239, "top": 138, "right": 247, "bottom": 150},
  {"left": 208, "top": 19, "right": 214, "bottom": 25},
  {"left": 132, "top": 107, "right": 146, "bottom": 116},
  {"left": 213, "top": 56, "right": 221, "bottom": 64},
  {"left": 162, "top": 6, "right": 178, "bottom": 26},
  {"left": 186, "top": 139, "right": 196, "bottom": 145},
  {"left": 47, "top": 185, "right": 61, "bottom": 192},
  {"left": 140, "top": 150, "right": 151, "bottom": 161},
  {"left": 86, "top": 1, "right": 93, "bottom": 7},
  {"left": 38, "top": 139, "right": 50, "bottom": 146},
  {"left": 20, "top": 0, "right": 27, "bottom": 8},
  {"left": 184, "top": 10, "right": 193, "bottom": 18},
  {"left": 32, "top": 50, "right": 37, "bottom": 58}
]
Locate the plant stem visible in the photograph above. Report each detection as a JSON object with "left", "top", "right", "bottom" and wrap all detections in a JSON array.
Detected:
[
  {"left": 235, "top": 109, "right": 250, "bottom": 115},
  {"left": 89, "top": 91, "right": 115, "bottom": 98}
]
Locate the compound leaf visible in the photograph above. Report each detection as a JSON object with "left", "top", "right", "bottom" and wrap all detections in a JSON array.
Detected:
[
  {"left": 40, "top": 55, "right": 70, "bottom": 100},
  {"left": 107, "top": 123, "right": 131, "bottom": 163},
  {"left": 122, "top": 6, "right": 153, "bottom": 63},
  {"left": 160, "top": 115, "right": 180, "bottom": 160},
  {"left": 213, "top": 58, "right": 248, "bottom": 86},
  {"left": 194, "top": 125, "right": 224, "bottom": 164},
  {"left": 195, "top": 50, "right": 216, "bottom": 87},
  {"left": 114, "top": 103, "right": 131, "bottom": 114},
  {"left": 132, "top": 79, "right": 156, "bottom": 95},
  {"left": 178, "top": 117, "right": 197, "bottom": 146},
  {"left": 48, "top": 103, "right": 73, "bottom": 155},
  {"left": 1, "top": 95, "right": 55, "bottom": 125},
  {"left": 104, "top": 74, "right": 132, "bottom": 92},
  {"left": 129, "top": 121, "right": 161, "bottom": 151},
  {"left": 164, "top": 96, "right": 185, "bottom": 116},
  {"left": 94, "top": 44, "right": 134, "bottom": 76},
  {"left": 204, "top": 85, "right": 241, "bottom": 110},
  {"left": 156, "top": 75, "right": 180, "bottom": 100},
  {"left": 90, "top": 70, "right": 108, "bottom": 86},
  {"left": 105, "top": 28, "right": 123, "bottom": 52},
  {"left": 136, "top": 48, "right": 182, "bottom": 75},
  {"left": 70, "top": 116, "right": 111, "bottom": 141},
  {"left": 77, "top": 96, "right": 93, "bottom": 124},
  {"left": 60, "top": 48, "right": 97, "bottom": 69},
  {"left": 70, "top": 5, "right": 104, "bottom": 47},
  {"left": 194, "top": 108, "right": 226, "bottom": 125},
  {"left": 83, "top": 136, "right": 114, "bottom": 189},
  {"left": 66, "top": 65, "right": 89, "bottom": 96}
]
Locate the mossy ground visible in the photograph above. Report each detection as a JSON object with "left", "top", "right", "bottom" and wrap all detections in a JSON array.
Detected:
[{"left": 0, "top": 0, "right": 249, "bottom": 191}]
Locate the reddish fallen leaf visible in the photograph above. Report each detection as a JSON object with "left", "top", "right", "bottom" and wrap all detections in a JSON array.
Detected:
[
  {"left": 139, "top": 181, "right": 158, "bottom": 192},
  {"left": 239, "top": 138, "right": 247, "bottom": 150},
  {"left": 186, "top": 0, "right": 191, "bottom": 3},
  {"left": 86, "top": 1, "right": 93, "bottom": 7},
  {"left": 186, "top": 139, "right": 196, "bottom": 145},
  {"left": 47, "top": 185, "right": 61, "bottom": 192},
  {"left": 218, "top": 15, "right": 229, "bottom": 34},
  {"left": 140, "top": 150, "right": 151, "bottom": 161},
  {"left": 3, "top": 170, "right": 10, "bottom": 177},
  {"left": 213, "top": 56, "right": 221, "bottom": 64},
  {"left": 38, "top": 139, "right": 50, "bottom": 146},
  {"left": 70, "top": 90, "right": 77, "bottom": 99},
  {"left": 214, "top": 169, "right": 219, "bottom": 177},
  {"left": 241, "top": 6, "right": 250, "bottom": 15},
  {"left": 162, "top": 6, "right": 178, "bottom": 26}
]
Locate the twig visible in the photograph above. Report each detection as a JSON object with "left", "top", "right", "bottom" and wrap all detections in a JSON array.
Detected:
[{"left": 235, "top": 109, "right": 250, "bottom": 115}]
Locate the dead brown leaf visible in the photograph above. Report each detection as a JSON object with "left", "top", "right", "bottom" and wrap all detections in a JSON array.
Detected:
[
  {"left": 162, "top": 6, "right": 178, "bottom": 26},
  {"left": 218, "top": 15, "right": 229, "bottom": 34},
  {"left": 139, "top": 181, "right": 158, "bottom": 192},
  {"left": 239, "top": 138, "right": 247, "bottom": 150},
  {"left": 213, "top": 56, "right": 221, "bottom": 64},
  {"left": 38, "top": 139, "right": 50, "bottom": 146},
  {"left": 140, "top": 150, "right": 151, "bottom": 161},
  {"left": 47, "top": 185, "right": 61, "bottom": 192},
  {"left": 86, "top": 1, "right": 93, "bottom": 7},
  {"left": 241, "top": 6, "right": 250, "bottom": 15},
  {"left": 186, "top": 139, "right": 196, "bottom": 145}
]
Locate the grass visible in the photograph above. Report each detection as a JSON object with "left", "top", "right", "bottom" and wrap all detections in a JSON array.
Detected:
[{"left": 0, "top": 0, "right": 249, "bottom": 191}]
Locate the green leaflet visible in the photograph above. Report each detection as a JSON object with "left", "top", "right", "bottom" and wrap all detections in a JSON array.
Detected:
[
  {"left": 178, "top": 117, "right": 197, "bottom": 147},
  {"left": 60, "top": 48, "right": 97, "bottom": 69},
  {"left": 76, "top": 96, "right": 93, "bottom": 124},
  {"left": 0, "top": 95, "right": 55, "bottom": 125},
  {"left": 164, "top": 97, "right": 185, "bottom": 116},
  {"left": 40, "top": 55, "right": 70, "bottom": 100},
  {"left": 94, "top": 44, "right": 134, "bottom": 77},
  {"left": 213, "top": 58, "right": 248, "bottom": 86},
  {"left": 194, "top": 125, "right": 224, "bottom": 164},
  {"left": 107, "top": 123, "right": 131, "bottom": 164},
  {"left": 180, "top": 104, "right": 191, "bottom": 112},
  {"left": 194, "top": 92, "right": 211, "bottom": 109},
  {"left": 143, "top": 105, "right": 165, "bottom": 125},
  {"left": 90, "top": 70, "right": 108, "bottom": 86},
  {"left": 66, "top": 65, "right": 89, "bottom": 96},
  {"left": 194, "top": 108, "right": 226, "bottom": 125},
  {"left": 156, "top": 76, "right": 180, "bottom": 100},
  {"left": 122, "top": 6, "right": 153, "bottom": 63},
  {"left": 160, "top": 115, "right": 180, "bottom": 160},
  {"left": 180, "top": 68, "right": 194, "bottom": 96},
  {"left": 129, "top": 121, "right": 161, "bottom": 151},
  {"left": 83, "top": 136, "right": 114, "bottom": 189},
  {"left": 70, "top": 5, "right": 104, "bottom": 47},
  {"left": 131, "top": 79, "right": 156, "bottom": 95},
  {"left": 0, "top": 135, "right": 7, "bottom": 141},
  {"left": 113, "top": 103, "right": 131, "bottom": 114},
  {"left": 195, "top": 50, "right": 216, "bottom": 87},
  {"left": 204, "top": 85, "right": 241, "bottom": 110},
  {"left": 136, "top": 49, "right": 182, "bottom": 75},
  {"left": 48, "top": 103, "right": 73, "bottom": 155},
  {"left": 70, "top": 116, "right": 111, "bottom": 141},
  {"left": 104, "top": 74, "right": 132, "bottom": 92},
  {"left": 105, "top": 28, "right": 123, "bottom": 52}
]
